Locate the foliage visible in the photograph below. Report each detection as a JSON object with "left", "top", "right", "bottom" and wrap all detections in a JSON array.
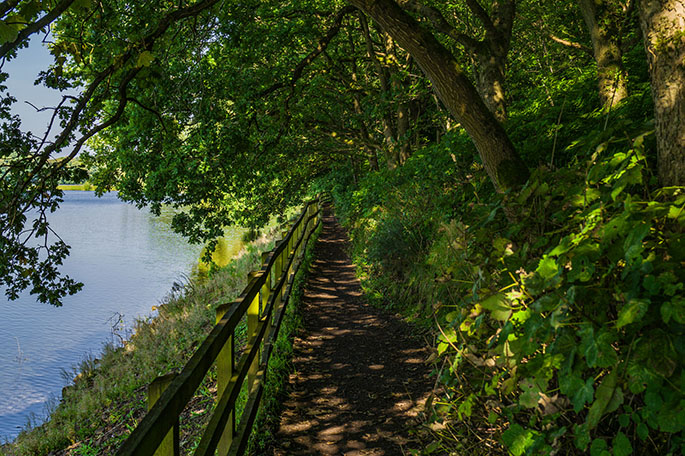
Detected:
[
  {"left": 247, "top": 221, "right": 322, "bottom": 453},
  {"left": 1, "top": 239, "right": 273, "bottom": 455},
  {"left": 322, "top": 96, "right": 684, "bottom": 454}
]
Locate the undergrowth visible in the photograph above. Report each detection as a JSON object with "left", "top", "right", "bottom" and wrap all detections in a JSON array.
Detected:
[
  {"left": 246, "top": 220, "right": 322, "bottom": 453},
  {"left": 318, "top": 99, "right": 684, "bottom": 454},
  {"left": 0, "top": 236, "right": 275, "bottom": 455}
]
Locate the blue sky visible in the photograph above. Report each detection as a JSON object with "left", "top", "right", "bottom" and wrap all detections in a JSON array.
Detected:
[{"left": 3, "top": 34, "right": 70, "bottom": 146}]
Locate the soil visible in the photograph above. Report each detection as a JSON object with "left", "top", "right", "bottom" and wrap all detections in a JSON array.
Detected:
[{"left": 271, "top": 205, "right": 434, "bottom": 455}]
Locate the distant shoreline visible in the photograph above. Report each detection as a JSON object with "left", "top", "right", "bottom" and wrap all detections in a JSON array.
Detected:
[{"left": 57, "top": 183, "right": 95, "bottom": 191}]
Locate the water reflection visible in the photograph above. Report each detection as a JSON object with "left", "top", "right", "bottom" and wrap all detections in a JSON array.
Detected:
[{"left": 0, "top": 191, "right": 243, "bottom": 441}]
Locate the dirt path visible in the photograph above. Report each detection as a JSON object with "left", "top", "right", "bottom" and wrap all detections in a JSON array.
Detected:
[{"left": 272, "top": 206, "right": 433, "bottom": 455}]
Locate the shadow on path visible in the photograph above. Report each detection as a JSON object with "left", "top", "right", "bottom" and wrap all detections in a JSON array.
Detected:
[{"left": 272, "top": 205, "right": 433, "bottom": 455}]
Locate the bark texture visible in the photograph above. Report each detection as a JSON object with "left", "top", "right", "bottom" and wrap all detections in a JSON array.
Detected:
[
  {"left": 638, "top": 0, "right": 685, "bottom": 186},
  {"left": 579, "top": 0, "right": 629, "bottom": 109},
  {"left": 350, "top": 0, "right": 529, "bottom": 189},
  {"left": 477, "top": 0, "right": 516, "bottom": 122},
  {"left": 398, "top": 0, "right": 515, "bottom": 121}
]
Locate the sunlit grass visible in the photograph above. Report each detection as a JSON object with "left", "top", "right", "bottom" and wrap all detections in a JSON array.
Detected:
[
  {"left": 0, "top": 235, "right": 276, "bottom": 455},
  {"left": 57, "top": 183, "right": 95, "bottom": 191}
]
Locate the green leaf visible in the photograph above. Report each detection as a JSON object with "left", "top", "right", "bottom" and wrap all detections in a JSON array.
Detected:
[
  {"left": 590, "top": 438, "right": 609, "bottom": 456},
  {"left": 72, "top": 0, "right": 93, "bottom": 10},
  {"left": 617, "top": 299, "right": 649, "bottom": 328},
  {"left": 663, "top": 296, "right": 685, "bottom": 324},
  {"left": 19, "top": 0, "right": 43, "bottom": 19},
  {"left": 637, "top": 422, "right": 649, "bottom": 440},
  {"left": 137, "top": 50, "right": 155, "bottom": 67},
  {"left": 667, "top": 204, "right": 685, "bottom": 224},
  {"left": 0, "top": 22, "right": 18, "bottom": 44},
  {"left": 423, "top": 441, "right": 441, "bottom": 454},
  {"left": 501, "top": 423, "right": 536, "bottom": 456},
  {"left": 595, "top": 331, "right": 619, "bottom": 367},
  {"left": 574, "top": 422, "right": 591, "bottom": 450},
  {"left": 580, "top": 327, "right": 617, "bottom": 368},
  {"left": 618, "top": 413, "right": 630, "bottom": 427},
  {"left": 437, "top": 327, "right": 456, "bottom": 355},
  {"left": 549, "top": 236, "right": 572, "bottom": 256},
  {"left": 537, "top": 255, "right": 558, "bottom": 280},
  {"left": 480, "top": 293, "right": 511, "bottom": 321},
  {"left": 587, "top": 370, "right": 623, "bottom": 429},
  {"left": 519, "top": 378, "right": 542, "bottom": 408},
  {"left": 612, "top": 431, "right": 633, "bottom": 456},
  {"left": 572, "top": 377, "right": 595, "bottom": 412}
]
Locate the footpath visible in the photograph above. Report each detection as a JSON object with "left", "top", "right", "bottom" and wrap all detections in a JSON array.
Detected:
[{"left": 271, "top": 206, "right": 433, "bottom": 455}]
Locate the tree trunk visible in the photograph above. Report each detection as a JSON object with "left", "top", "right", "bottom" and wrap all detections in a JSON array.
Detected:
[
  {"left": 349, "top": 0, "right": 529, "bottom": 189},
  {"left": 478, "top": 0, "right": 515, "bottom": 122},
  {"left": 579, "top": 0, "right": 629, "bottom": 109},
  {"left": 351, "top": 58, "right": 381, "bottom": 172},
  {"left": 638, "top": 0, "right": 685, "bottom": 186},
  {"left": 360, "top": 15, "right": 400, "bottom": 169},
  {"left": 477, "top": 49, "right": 509, "bottom": 121}
]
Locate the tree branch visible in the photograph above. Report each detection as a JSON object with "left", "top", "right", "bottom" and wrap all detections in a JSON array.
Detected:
[
  {"left": 0, "top": 0, "right": 75, "bottom": 59},
  {"left": 548, "top": 33, "right": 593, "bottom": 56},
  {"left": 127, "top": 97, "right": 169, "bottom": 134},
  {"left": 0, "top": 0, "right": 20, "bottom": 18},
  {"left": 8, "top": 0, "right": 222, "bottom": 223},
  {"left": 257, "top": 6, "right": 356, "bottom": 103},
  {"left": 465, "top": 0, "right": 496, "bottom": 36},
  {"left": 397, "top": 0, "right": 481, "bottom": 53}
]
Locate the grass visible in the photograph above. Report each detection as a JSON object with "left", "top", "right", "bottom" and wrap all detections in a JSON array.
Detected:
[
  {"left": 57, "top": 183, "right": 95, "bottom": 191},
  {"left": 0, "top": 234, "right": 276, "bottom": 455},
  {"left": 0, "top": 206, "right": 321, "bottom": 456},
  {"left": 246, "top": 220, "right": 322, "bottom": 453}
]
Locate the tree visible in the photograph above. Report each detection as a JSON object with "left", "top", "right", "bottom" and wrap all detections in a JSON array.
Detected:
[
  {"left": 637, "top": 0, "right": 685, "bottom": 186},
  {"left": 0, "top": 0, "right": 222, "bottom": 304},
  {"left": 578, "top": 0, "right": 630, "bottom": 109},
  {"left": 398, "top": 0, "right": 517, "bottom": 122},
  {"left": 348, "top": 0, "right": 529, "bottom": 189}
]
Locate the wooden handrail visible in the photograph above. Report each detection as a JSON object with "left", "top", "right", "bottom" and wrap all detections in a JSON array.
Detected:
[{"left": 116, "top": 198, "right": 321, "bottom": 456}]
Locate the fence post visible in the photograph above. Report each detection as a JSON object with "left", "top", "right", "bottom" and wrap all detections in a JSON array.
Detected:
[
  {"left": 261, "top": 252, "right": 272, "bottom": 358},
  {"left": 215, "top": 303, "right": 235, "bottom": 454},
  {"left": 148, "top": 374, "right": 179, "bottom": 456},
  {"left": 281, "top": 229, "right": 290, "bottom": 287},
  {"left": 287, "top": 224, "right": 296, "bottom": 280},
  {"left": 247, "top": 272, "right": 261, "bottom": 393}
]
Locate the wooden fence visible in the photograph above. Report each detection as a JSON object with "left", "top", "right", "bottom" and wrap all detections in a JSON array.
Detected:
[{"left": 116, "top": 198, "right": 321, "bottom": 456}]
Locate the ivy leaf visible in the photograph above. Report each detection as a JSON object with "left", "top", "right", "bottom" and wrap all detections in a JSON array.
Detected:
[
  {"left": 480, "top": 293, "right": 511, "bottom": 321},
  {"left": 587, "top": 370, "right": 623, "bottom": 429},
  {"left": 537, "top": 255, "right": 558, "bottom": 279},
  {"left": 617, "top": 299, "right": 649, "bottom": 328},
  {"left": 572, "top": 377, "right": 595, "bottom": 412},
  {"left": 501, "top": 423, "right": 537, "bottom": 456}
]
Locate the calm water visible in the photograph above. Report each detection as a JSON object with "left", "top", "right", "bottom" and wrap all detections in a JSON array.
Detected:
[{"left": 0, "top": 191, "right": 243, "bottom": 441}]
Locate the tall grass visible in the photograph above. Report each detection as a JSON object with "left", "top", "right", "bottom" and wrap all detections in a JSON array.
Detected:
[{"left": 1, "top": 236, "right": 275, "bottom": 455}]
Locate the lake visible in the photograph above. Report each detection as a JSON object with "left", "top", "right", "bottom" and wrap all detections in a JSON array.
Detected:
[{"left": 0, "top": 191, "right": 243, "bottom": 441}]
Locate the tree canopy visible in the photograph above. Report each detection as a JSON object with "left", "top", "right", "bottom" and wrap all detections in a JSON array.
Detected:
[
  {"left": 2, "top": 1, "right": 685, "bottom": 455},
  {"left": 0, "top": 0, "right": 683, "bottom": 304}
]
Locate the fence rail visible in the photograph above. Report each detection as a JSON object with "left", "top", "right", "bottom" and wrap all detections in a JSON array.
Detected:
[{"left": 116, "top": 198, "right": 321, "bottom": 456}]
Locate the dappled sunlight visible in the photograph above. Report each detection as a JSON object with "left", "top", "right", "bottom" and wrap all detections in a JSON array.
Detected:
[{"left": 273, "top": 206, "right": 432, "bottom": 455}]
